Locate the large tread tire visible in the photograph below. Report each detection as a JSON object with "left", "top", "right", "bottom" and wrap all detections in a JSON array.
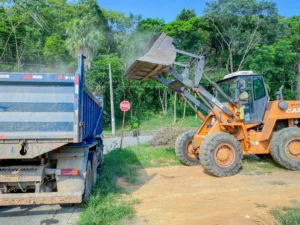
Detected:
[
  {"left": 83, "top": 162, "right": 93, "bottom": 202},
  {"left": 175, "top": 131, "right": 200, "bottom": 166},
  {"left": 92, "top": 154, "right": 98, "bottom": 187},
  {"left": 200, "top": 132, "right": 243, "bottom": 177},
  {"left": 98, "top": 141, "right": 104, "bottom": 167},
  {"left": 270, "top": 127, "right": 300, "bottom": 170}
]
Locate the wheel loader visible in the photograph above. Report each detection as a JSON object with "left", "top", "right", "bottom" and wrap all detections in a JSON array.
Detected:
[{"left": 124, "top": 33, "right": 300, "bottom": 177}]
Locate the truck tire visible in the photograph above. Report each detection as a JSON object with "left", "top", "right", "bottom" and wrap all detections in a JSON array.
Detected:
[
  {"left": 200, "top": 132, "right": 243, "bottom": 177},
  {"left": 270, "top": 127, "right": 300, "bottom": 170},
  {"left": 175, "top": 131, "right": 200, "bottom": 166},
  {"left": 92, "top": 153, "right": 98, "bottom": 187},
  {"left": 98, "top": 141, "right": 104, "bottom": 167},
  {"left": 83, "top": 162, "right": 93, "bottom": 202}
]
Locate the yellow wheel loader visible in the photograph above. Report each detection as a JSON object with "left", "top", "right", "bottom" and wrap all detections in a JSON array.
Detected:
[{"left": 124, "top": 33, "right": 300, "bottom": 177}]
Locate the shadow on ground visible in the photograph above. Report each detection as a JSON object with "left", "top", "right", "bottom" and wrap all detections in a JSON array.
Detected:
[{"left": 0, "top": 204, "right": 79, "bottom": 225}]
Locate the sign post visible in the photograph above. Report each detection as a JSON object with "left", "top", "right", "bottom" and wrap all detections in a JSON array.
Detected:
[{"left": 120, "top": 100, "right": 131, "bottom": 150}]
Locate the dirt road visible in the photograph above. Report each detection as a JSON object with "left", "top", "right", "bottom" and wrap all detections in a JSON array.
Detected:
[{"left": 122, "top": 166, "right": 300, "bottom": 225}]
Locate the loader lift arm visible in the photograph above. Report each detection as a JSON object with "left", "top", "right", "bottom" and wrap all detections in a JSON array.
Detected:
[{"left": 124, "top": 33, "right": 236, "bottom": 119}]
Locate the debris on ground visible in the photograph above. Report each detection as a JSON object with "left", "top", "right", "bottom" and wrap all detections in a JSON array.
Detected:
[{"left": 150, "top": 127, "right": 195, "bottom": 147}]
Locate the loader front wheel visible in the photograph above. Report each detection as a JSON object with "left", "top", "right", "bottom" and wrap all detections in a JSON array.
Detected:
[
  {"left": 270, "top": 127, "right": 300, "bottom": 170},
  {"left": 175, "top": 131, "right": 200, "bottom": 166},
  {"left": 200, "top": 132, "right": 243, "bottom": 177}
]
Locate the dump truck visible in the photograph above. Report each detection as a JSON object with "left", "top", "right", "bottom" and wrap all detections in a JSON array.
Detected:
[
  {"left": 0, "top": 55, "right": 104, "bottom": 206},
  {"left": 125, "top": 33, "right": 300, "bottom": 177}
]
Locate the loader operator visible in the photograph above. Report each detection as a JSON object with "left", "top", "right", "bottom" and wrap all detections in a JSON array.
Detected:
[
  {"left": 239, "top": 80, "right": 251, "bottom": 121},
  {"left": 239, "top": 90, "right": 249, "bottom": 102}
]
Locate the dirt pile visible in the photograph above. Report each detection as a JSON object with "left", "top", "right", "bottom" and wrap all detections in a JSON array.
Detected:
[{"left": 150, "top": 128, "right": 194, "bottom": 147}]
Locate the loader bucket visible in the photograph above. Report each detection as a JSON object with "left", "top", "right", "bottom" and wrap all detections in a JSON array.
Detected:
[{"left": 124, "top": 33, "right": 176, "bottom": 81}]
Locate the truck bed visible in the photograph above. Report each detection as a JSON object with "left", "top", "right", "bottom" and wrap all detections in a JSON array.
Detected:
[
  {"left": 0, "top": 73, "right": 76, "bottom": 140},
  {"left": 0, "top": 56, "right": 103, "bottom": 159}
]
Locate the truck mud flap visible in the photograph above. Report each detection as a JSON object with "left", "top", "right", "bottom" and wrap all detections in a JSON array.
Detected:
[{"left": 0, "top": 191, "right": 82, "bottom": 206}]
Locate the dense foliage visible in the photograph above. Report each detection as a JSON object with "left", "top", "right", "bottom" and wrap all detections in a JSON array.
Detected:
[{"left": 0, "top": 0, "right": 299, "bottom": 121}]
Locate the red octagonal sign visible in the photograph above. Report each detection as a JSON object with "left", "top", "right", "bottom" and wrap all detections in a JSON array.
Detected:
[{"left": 120, "top": 100, "right": 131, "bottom": 112}]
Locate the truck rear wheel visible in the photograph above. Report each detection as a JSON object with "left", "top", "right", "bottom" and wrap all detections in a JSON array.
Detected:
[
  {"left": 270, "top": 127, "right": 300, "bottom": 170},
  {"left": 83, "top": 162, "right": 93, "bottom": 202},
  {"left": 200, "top": 132, "right": 243, "bottom": 177},
  {"left": 92, "top": 154, "right": 98, "bottom": 187},
  {"left": 175, "top": 131, "right": 200, "bottom": 166}
]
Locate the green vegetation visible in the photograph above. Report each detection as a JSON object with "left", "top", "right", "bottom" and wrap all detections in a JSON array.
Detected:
[
  {"left": 77, "top": 145, "right": 181, "bottom": 225},
  {"left": 255, "top": 203, "right": 267, "bottom": 208},
  {"left": 78, "top": 145, "right": 293, "bottom": 225},
  {"left": 270, "top": 200, "right": 300, "bottom": 225},
  {"left": 0, "top": 0, "right": 299, "bottom": 123},
  {"left": 241, "top": 156, "right": 285, "bottom": 175},
  {"left": 268, "top": 180, "right": 287, "bottom": 186},
  {"left": 103, "top": 115, "right": 201, "bottom": 136}
]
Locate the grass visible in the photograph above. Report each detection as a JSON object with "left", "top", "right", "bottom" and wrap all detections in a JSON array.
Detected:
[
  {"left": 241, "top": 156, "right": 285, "bottom": 175},
  {"left": 77, "top": 144, "right": 290, "bottom": 225},
  {"left": 268, "top": 180, "right": 287, "bottom": 186},
  {"left": 255, "top": 203, "right": 267, "bottom": 208},
  {"left": 77, "top": 144, "right": 181, "bottom": 225},
  {"left": 270, "top": 200, "right": 300, "bottom": 225},
  {"left": 103, "top": 115, "right": 201, "bottom": 137}
]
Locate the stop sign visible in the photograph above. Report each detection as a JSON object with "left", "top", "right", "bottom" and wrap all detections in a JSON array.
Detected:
[{"left": 120, "top": 100, "right": 131, "bottom": 112}]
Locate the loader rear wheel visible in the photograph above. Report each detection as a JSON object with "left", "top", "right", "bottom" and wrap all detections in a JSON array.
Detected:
[
  {"left": 270, "top": 127, "right": 300, "bottom": 170},
  {"left": 175, "top": 131, "right": 200, "bottom": 166},
  {"left": 200, "top": 132, "right": 243, "bottom": 177}
]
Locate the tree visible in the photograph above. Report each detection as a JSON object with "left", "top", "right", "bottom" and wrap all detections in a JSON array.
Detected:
[
  {"left": 176, "top": 8, "right": 196, "bottom": 21},
  {"left": 137, "top": 18, "right": 164, "bottom": 33},
  {"left": 205, "top": 0, "right": 282, "bottom": 73},
  {"left": 66, "top": 18, "right": 106, "bottom": 66},
  {"left": 162, "top": 17, "right": 210, "bottom": 54},
  {"left": 286, "top": 16, "right": 300, "bottom": 99},
  {"left": 248, "top": 40, "right": 296, "bottom": 99},
  {"left": 43, "top": 34, "right": 66, "bottom": 65}
]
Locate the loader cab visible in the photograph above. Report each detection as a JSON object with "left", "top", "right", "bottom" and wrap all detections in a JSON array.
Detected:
[{"left": 217, "top": 71, "right": 269, "bottom": 124}]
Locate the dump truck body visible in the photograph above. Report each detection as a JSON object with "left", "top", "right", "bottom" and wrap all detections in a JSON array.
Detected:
[{"left": 0, "top": 55, "right": 103, "bottom": 205}]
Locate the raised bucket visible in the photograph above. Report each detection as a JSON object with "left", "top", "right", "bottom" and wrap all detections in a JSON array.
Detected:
[{"left": 124, "top": 33, "right": 176, "bottom": 81}]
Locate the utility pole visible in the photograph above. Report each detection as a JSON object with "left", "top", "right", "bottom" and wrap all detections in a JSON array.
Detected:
[{"left": 109, "top": 63, "right": 116, "bottom": 136}]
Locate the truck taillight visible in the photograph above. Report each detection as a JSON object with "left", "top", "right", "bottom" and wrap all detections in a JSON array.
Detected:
[{"left": 59, "top": 169, "right": 79, "bottom": 176}]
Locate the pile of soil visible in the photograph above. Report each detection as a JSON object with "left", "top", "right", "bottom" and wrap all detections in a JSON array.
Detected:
[{"left": 149, "top": 127, "right": 193, "bottom": 147}]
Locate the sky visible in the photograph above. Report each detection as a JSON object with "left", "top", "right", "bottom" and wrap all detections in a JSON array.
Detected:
[{"left": 98, "top": 0, "right": 300, "bottom": 22}]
